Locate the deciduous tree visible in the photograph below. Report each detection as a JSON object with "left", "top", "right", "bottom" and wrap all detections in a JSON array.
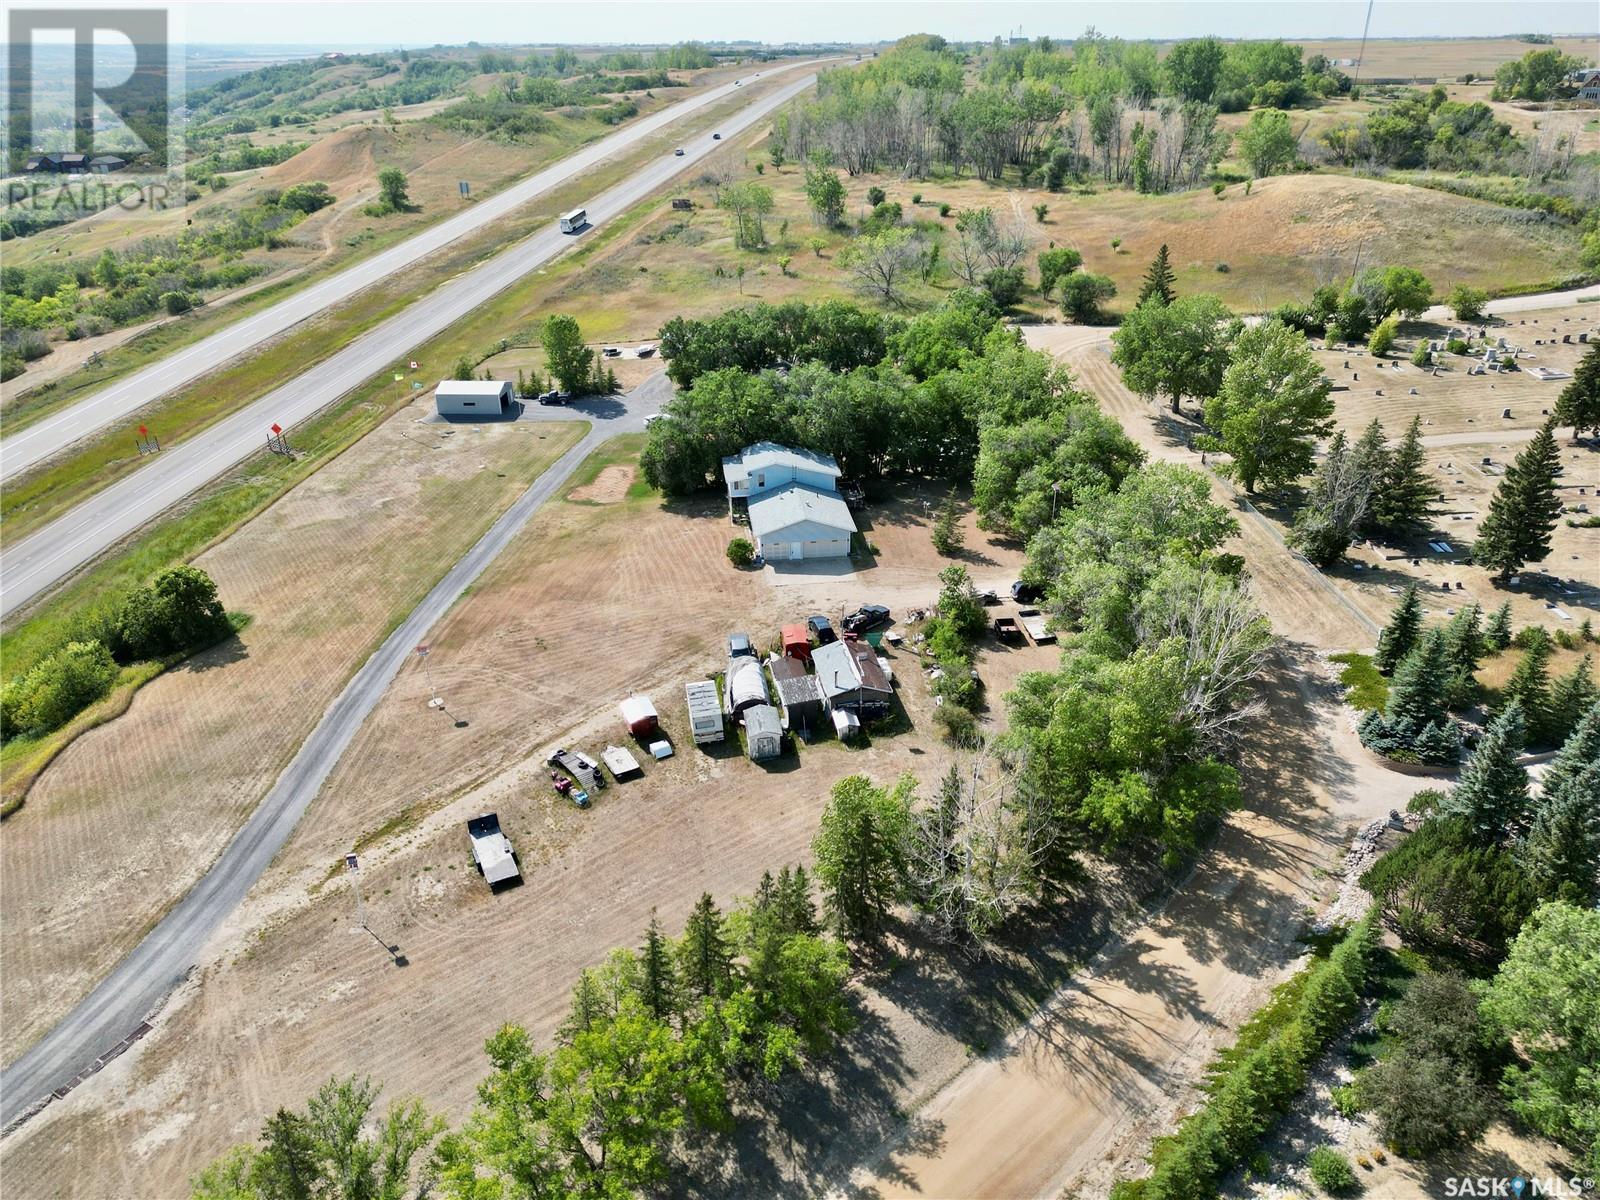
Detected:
[{"left": 1202, "top": 319, "right": 1335, "bottom": 493}]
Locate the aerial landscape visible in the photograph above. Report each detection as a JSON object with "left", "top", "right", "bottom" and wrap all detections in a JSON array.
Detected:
[{"left": 1, "top": 2, "right": 1598, "bottom": 1198}]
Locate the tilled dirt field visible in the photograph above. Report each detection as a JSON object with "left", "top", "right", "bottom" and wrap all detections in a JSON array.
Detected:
[
  {"left": 0, "top": 410, "right": 584, "bottom": 1067},
  {"left": 0, "top": 459, "right": 1057, "bottom": 1197}
]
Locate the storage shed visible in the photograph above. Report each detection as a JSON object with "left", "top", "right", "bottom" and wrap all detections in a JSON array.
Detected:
[
  {"left": 743, "top": 704, "right": 782, "bottom": 761},
  {"left": 725, "top": 657, "right": 770, "bottom": 716},
  {"left": 813, "top": 639, "right": 893, "bottom": 719},
  {"left": 435, "top": 379, "right": 513, "bottom": 417},
  {"left": 685, "top": 680, "right": 724, "bottom": 744},
  {"left": 619, "top": 695, "right": 659, "bottom": 737},
  {"left": 768, "top": 655, "right": 825, "bottom": 732},
  {"left": 781, "top": 623, "right": 812, "bottom": 664}
]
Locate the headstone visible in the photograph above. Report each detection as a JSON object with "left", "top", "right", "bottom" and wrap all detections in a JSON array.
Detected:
[
  {"left": 1375, "top": 389, "right": 1383, "bottom": 396},
  {"left": 1502, "top": 408, "right": 1512, "bottom": 418},
  {"left": 1482, "top": 457, "right": 1492, "bottom": 465},
  {"left": 1409, "top": 387, "right": 1418, "bottom": 395}
]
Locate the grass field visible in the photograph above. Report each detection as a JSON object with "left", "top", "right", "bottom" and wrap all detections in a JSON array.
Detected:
[{"left": 0, "top": 409, "right": 584, "bottom": 1067}]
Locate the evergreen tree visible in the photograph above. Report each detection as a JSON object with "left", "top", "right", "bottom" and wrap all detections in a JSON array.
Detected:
[
  {"left": 1442, "top": 701, "right": 1529, "bottom": 844},
  {"left": 639, "top": 909, "right": 678, "bottom": 1022},
  {"left": 1376, "top": 585, "right": 1424, "bottom": 674},
  {"left": 1441, "top": 603, "right": 1484, "bottom": 710},
  {"left": 1553, "top": 343, "right": 1600, "bottom": 438},
  {"left": 1373, "top": 415, "right": 1441, "bottom": 530},
  {"left": 1547, "top": 655, "right": 1597, "bottom": 744},
  {"left": 812, "top": 775, "right": 912, "bottom": 940},
  {"left": 1351, "top": 418, "right": 1392, "bottom": 537},
  {"left": 775, "top": 864, "right": 820, "bottom": 936},
  {"left": 562, "top": 967, "right": 610, "bottom": 1041},
  {"left": 1540, "top": 700, "right": 1600, "bottom": 801},
  {"left": 1385, "top": 628, "right": 1452, "bottom": 734},
  {"left": 1520, "top": 759, "right": 1600, "bottom": 904},
  {"left": 1137, "top": 243, "right": 1176, "bottom": 306},
  {"left": 1485, "top": 601, "right": 1513, "bottom": 650},
  {"left": 677, "top": 892, "right": 733, "bottom": 1001},
  {"left": 1474, "top": 421, "right": 1564, "bottom": 578},
  {"left": 1500, "top": 628, "right": 1553, "bottom": 745}
]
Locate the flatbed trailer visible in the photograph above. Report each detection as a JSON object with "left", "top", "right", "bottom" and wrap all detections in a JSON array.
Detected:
[
  {"left": 467, "top": 813, "right": 520, "bottom": 887},
  {"left": 547, "top": 748, "right": 605, "bottom": 791},
  {"left": 1016, "top": 608, "right": 1056, "bottom": 646}
]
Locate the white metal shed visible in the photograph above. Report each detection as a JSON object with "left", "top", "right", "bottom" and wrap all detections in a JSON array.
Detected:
[
  {"left": 435, "top": 379, "right": 513, "bottom": 417},
  {"left": 743, "top": 704, "right": 782, "bottom": 760}
]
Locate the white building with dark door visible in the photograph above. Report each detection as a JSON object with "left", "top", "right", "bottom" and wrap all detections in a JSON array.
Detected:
[{"left": 435, "top": 379, "right": 513, "bottom": 417}]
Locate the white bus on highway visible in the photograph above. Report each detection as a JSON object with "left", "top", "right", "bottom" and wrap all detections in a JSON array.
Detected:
[{"left": 559, "top": 207, "right": 587, "bottom": 233}]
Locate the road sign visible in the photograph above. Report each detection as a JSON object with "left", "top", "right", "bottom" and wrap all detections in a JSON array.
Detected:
[
  {"left": 409, "top": 360, "right": 419, "bottom": 370},
  {"left": 270, "top": 423, "right": 281, "bottom": 435},
  {"left": 138, "top": 425, "right": 147, "bottom": 436},
  {"left": 459, "top": 180, "right": 470, "bottom": 197}
]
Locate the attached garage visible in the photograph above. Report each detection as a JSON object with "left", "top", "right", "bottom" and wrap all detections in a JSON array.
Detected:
[
  {"left": 747, "top": 485, "right": 856, "bottom": 562},
  {"left": 435, "top": 379, "right": 513, "bottom": 417}
]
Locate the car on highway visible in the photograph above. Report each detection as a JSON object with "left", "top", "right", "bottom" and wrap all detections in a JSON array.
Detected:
[
  {"left": 728, "top": 631, "right": 755, "bottom": 659},
  {"left": 712, "top": 132, "right": 722, "bottom": 140},
  {"left": 841, "top": 605, "right": 891, "bottom": 634},
  {"left": 602, "top": 347, "right": 621, "bottom": 358},
  {"left": 674, "top": 148, "right": 685, "bottom": 156}
]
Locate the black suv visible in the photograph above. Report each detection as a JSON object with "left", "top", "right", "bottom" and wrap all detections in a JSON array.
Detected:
[
  {"left": 806, "top": 615, "right": 837, "bottom": 645},
  {"left": 1011, "top": 581, "right": 1044, "bottom": 604}
]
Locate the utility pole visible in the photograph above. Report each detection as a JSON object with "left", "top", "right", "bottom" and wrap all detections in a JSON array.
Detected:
[{"left": 345, "top": 852, "right": 367, "bottom": 930}]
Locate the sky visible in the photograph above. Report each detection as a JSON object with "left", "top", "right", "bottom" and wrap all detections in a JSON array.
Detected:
[{"left": 32, "top": 0, "right": 1600, "bottom": 49}]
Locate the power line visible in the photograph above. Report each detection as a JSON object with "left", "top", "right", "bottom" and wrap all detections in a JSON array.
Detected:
[{"left": 1353, "top": 0, "right": 1376, "bottom": 92}]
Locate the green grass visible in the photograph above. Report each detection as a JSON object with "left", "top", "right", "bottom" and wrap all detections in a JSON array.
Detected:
[
  {"left": 560, "top": 433, "right": 652, "bottom": 504},
  {"left": 1330, "top": 651, "right": 1389, "bottom": 712}
]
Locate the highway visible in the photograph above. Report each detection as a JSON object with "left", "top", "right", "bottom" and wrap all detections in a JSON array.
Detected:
[
  {"left": 0, "top": 57, "right": 827, "bottom": 478},
  {"left": 0, "top": 378, "right": 667, "bottom": 1128},
  {"left": 0, "top": 64, "right": 827, "bottom": 619}
]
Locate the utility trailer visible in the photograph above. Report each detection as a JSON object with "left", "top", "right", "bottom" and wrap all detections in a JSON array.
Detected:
[
  {"left": 548, "top": 748, "right": 605, "bottom": 791},
  {"left": 467, "top": 813, "right": 520, "bottom": 888},
  {"left": 1016, "top": 608, "right": 1056, "bottom": 646},
  {"left": 992, "top": 615, "right": 1022, "bottom": 644}
]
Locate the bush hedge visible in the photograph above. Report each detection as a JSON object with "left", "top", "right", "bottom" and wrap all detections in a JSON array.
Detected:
[{"left": 1112, "top": 915, "right": 1379, "bottom": 1200}]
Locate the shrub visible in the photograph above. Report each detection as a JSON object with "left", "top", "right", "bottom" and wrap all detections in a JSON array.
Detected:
[
  {"left": 1410, "top": 342, "right": 1430, "bottom": 368},
  {"left": 938, "top": 202, "right": 952, "bottom": 217},
  {"left": 1307, "top": 1147, "right": 1359, "bottom": 1194},
  {"left": 1368, "top": 317, "right": 1397, "bottom": 357},
  {"left": 931, "top": 700, "right": 979, "bottom": 746},
  {"left": 1033, "top": 202, "right": 1049, "bottom": 222},
  {"left": 866, "top": 185, "right": 886, "bottom": 207},
  {"left": 726, "top": 536, "right": 755, "bottom": 567},
  {"left": 1447, "top": 285, "right": 1489, "bottom": 323},
  {"left": 912, "top": 192, "right": 923, "bottom": 204},
  {"left": 161, "top": 291, "right": 192, "bottom": 316},
  {"left": 982, "top": 266, "right": 1026, "bottom": 307},
  {"left": 0, "top": 641, "right": 119, "bottom": 742},
  {"left": 1213, "top": 182, "right": 1226, "bottom": 198},
  {"left": 1446, "top": 338, "right": 1469, "bottom": 355},
  {"left": 1331, "top": 1083, "right": 1363, "bottom": 1117}
]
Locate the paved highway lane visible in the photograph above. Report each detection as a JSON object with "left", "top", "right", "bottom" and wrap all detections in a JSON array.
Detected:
[
  {"left": 0, "top": 67, "right": 825, "bottom": 618},
  {"left": 0, "top": 59, "right": 828, "bottom": 478},
  {"left": 0, "top": 376, "right": 669, "bottom": 1127}
]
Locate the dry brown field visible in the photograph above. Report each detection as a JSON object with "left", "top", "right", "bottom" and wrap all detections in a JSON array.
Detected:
[
  {"left": 1291, "top": 36, "right": 1596, "bottom": 80},
  {"left": 0, "top": 407, "right": 584, "bottom": 1066}
]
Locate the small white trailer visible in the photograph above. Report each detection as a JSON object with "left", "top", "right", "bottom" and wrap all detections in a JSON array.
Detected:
[
  {"left": 602, "top": 745, "right": 642, "bottom": 780},
  {"left": 467, "top": 813, "right": 520, "bottom": 888},
  {"left": 685, "top": 679, "right": 725, "bottom": 744}
]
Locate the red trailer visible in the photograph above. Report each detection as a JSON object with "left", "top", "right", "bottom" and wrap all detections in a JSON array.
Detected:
[
  {"left": 619, "top": 695, "right": 659, "bottom": 737},
  {"left": 781, "top": 622, "right": 812, "bottom": 664}
]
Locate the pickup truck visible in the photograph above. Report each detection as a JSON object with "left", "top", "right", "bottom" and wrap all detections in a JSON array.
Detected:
[{"left": 467, "top": 813, "right": 520, "bottom": 888}]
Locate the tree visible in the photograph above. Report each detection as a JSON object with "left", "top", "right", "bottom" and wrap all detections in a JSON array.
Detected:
[
  {"left": 1441, "top": 602, "right": 1485, "bottom": 710},
  {"left": 1110, "top": 293, "right": 1234, "bottom": 414},
  {"left": 1383, "top": 628, "right": 1452, "bottom": 736},
  {"left": 376, "top": 167, "right": 410, "bottom": 211},
  {"left": 1448, "top": 284, "right": 1489, "bottom": 322},
  {"left": 1137, "top": 244, "right": 1177, "bottom": 307},
  {"left": 677, "top": 892, "right": 733, "bottom": 1001},
  {"left": 717, "top": 181, "right": 774, "bottom": 249},
  {"left": 1500, "top": 629, "right": 1553, "bottom": 745},
  {"left": 1037, "top": 246, "right": 1083, "bottom": 297},
  {"left": 725, "top": 536, "right": 754, "bottom": 567},
  {"left": 1485, "top": 601, "right": 1513, "bottom": 650},
  {"left": 1368, "top": 316, "right": 1398, "bottom": 357},
  {"left": 1548, "top": 657, "right": 1597, "bottom": 744},
  {"left": 1236, "top": 109, "right": 1295, "bottom": 177},
  {"left": 1520, "top": 705, "right": 1600, "bottom": 904},
  {"left": 638, "top": 910, "right": 679, "bottom": 1022},
  {"left": 1372, "top": 415, "right": 1440, "bottom": 531},
  {"left": 1554, "top": 345, "right": 1600, "bottom": 438},
  {"left": 802, "top": 160, "right": 846, "bottom": 226},
  {"left": 981, "top": 265, "right": 1026, "bottom": 307},
  {"left": 114, "top": 565, "right": 232, "bottom": 661},
  {"left": 0, "top": 641, "right": 119, "bottom": 742},
  {"left": 541, "top": 313, "right": 592, "bottom": 395},
  {"left": 1165, "top": 36, "right": 1226, "bottom": 101},
  {"left": 1480, "top": 901, "right": 1600, "bottom": 1176},
  {"left": 1202, "top": 319, "right": 1335, "bottom": 493},
  {"left": 1492, "top": 47, "right": 1590, "bottom": 101},
  {"left": 1376, "top": 584, "right": 1424, "bottom": 673},
  {"left": 950, "top": 207, "right": 996, "bottom": 286},
  {"left": 1442, "top": 700, "right": 1529, "bottom": 843},
  {"left": 1058, "top": 272, "right": 1117, "bottom": 323},
  {"left": 1354, "top": 265, "right": 1435, "bottom": 320},
  {"left": 1290, "top": 429, "right": 1374, "bottom": 566},
  {"left": 1359, "top": 973, "right": 1498, "bottom": 1157},
  {"left": 930, "top": 493, "right": 964, "bottom": 555},
  {"left": 1473, "top": 421, "right": 1564, "bottom": 578},
  {"left": 839, "top": 228, "right": 919, "bottom": 306},
  {"left": 812, "top": 774, "right": 912, "bottom": 940},
  {"left": 1361, "top": 815, "right": 1537, "bottom": 964}
]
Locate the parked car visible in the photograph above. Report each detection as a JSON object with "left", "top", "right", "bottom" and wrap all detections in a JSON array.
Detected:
[
  {"left": 602, "top": 346, "right": 621, "bottom": 358},
  {"left": 644, "top": 413, "right": 665, "bottom": 427},
  {"left": 537, "top": 390, "right": 564, "bottom": 405},
  {"left": 841, "top": 605, "right": 891, "bottom": 634},
  {"left": 635, "top": 344, "right": 656, "bottom": 357},
  {"left": 1011, "top": 580, "right": 1044, "bottom": 604},
  {"left": 674, "top": 148, "right": 685, "bottom": 156},
  {"left": 728, "top": 631, "right": 755, "bottom": 659},
  {"left": 806, "top": 615, "right": 837, "bottom": 645}
]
